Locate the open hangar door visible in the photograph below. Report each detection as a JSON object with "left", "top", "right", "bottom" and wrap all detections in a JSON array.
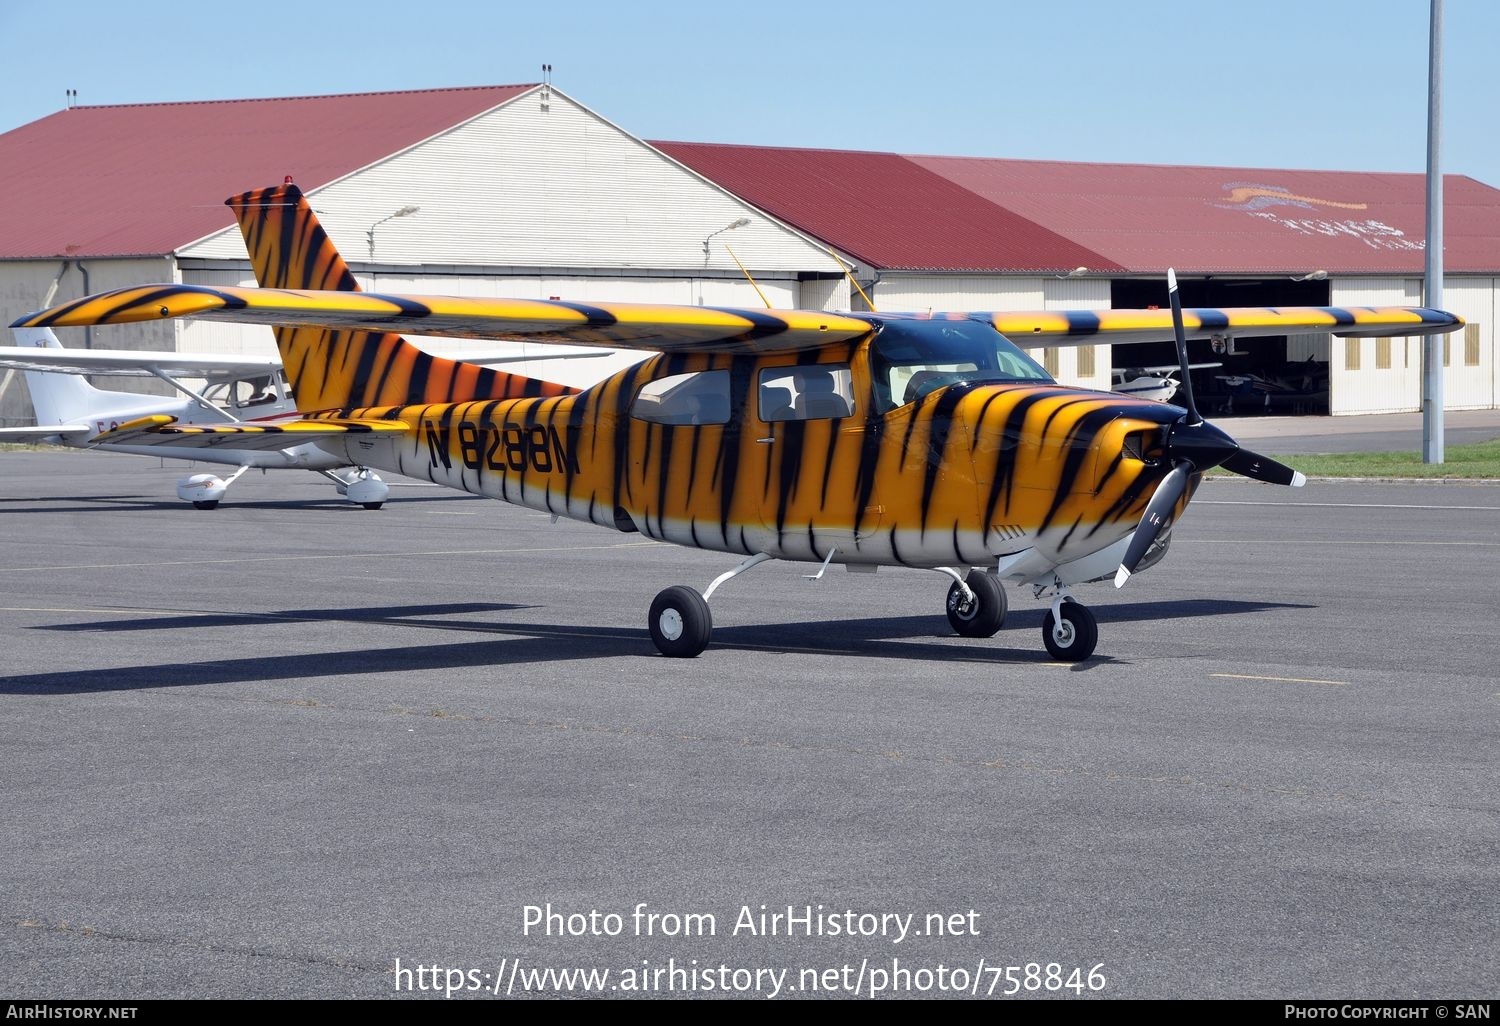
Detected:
[{"left": 1110, "top": 277, "right": 1332, "bottom": 415}]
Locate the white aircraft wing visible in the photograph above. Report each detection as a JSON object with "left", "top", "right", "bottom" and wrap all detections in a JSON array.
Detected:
[{"left": 0, "top": 346, "right": 280, "bottom": 378}]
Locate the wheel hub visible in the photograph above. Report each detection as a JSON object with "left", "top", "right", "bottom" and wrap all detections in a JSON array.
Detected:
[{"left": 658, "top": 608, "right": 684, "bottom": 641}]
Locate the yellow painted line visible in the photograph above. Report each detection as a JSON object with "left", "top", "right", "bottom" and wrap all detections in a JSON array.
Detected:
[
  {"left": 1211, "top": 673, "right": 1349, "bottom": 687},
  {"left": 0, "top": 540, "right": 660, "bottom": 574}
]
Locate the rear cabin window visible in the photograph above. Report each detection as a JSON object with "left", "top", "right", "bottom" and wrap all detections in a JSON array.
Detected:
[
  {"left": 630, "top": 370, "right": 732, "bottom": 425},
  {"left": 758, "top": 365, "right": 854, "bottom": 421}
]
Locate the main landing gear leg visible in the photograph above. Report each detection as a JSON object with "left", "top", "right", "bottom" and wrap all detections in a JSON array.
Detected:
[
  {"left": 935, "top": 567, "right": 1006, "bottom": 638},
  {"left": 1035, "top": 584, "right": 1099, "bottom": 662},
  {"left": 649, "top": 552, "right": 773, "bottom": 658},
  {"left": 320, "top": 468, "right": 389, "bottom": 510}
]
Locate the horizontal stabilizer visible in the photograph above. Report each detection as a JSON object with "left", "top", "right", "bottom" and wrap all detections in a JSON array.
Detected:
[
  {"left": 0, "top": 424, "right": 93, "bottom": 443},
  {"left": 89, "top": 414, "right": 411, "bottom": 450}
]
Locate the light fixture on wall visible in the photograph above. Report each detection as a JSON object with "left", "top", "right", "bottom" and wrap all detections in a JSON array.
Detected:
[
  {"left": 703, "top": 217, "right": 751, "bottom": 257},
  {"left": 366, "top": 205, "right": 421, "bottom": 260},
  {"left": 1290, "top": 270, "right": 1328, "bottom": 282}
]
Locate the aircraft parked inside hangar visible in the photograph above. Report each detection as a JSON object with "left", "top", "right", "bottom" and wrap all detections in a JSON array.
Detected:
[
  {"left": 13, "top": 183, "right": 1463, "bottom": 660},
  {"left": 1110, "top": 362, "right": 1222, "bottom": 403}
]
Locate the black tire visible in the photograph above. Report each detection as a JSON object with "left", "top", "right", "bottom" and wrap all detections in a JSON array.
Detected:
[
  {"left": 192, "top": 500, "right": 219, "bottom": 510},
  {"left": 362, "top": 502, "right": 384, "bottom": 510},
  {"left": 648, "top": 585, "right": 712, "bottom": 658},
  {"left": 946, "top": 570, "right": 1006, "bottom": 637},
  {"left": 1042, "top": 601, "right": 1098, "bottom": 662}
]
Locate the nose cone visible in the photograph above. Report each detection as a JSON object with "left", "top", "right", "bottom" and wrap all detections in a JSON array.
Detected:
[{"left": 1165, "top": 418, "right": 1239, "bottom": 472}]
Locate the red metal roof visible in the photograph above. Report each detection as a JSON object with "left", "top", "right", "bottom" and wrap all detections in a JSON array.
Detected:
[
  {"left": 0, "top": 85, "right": 534, "bottom": 258},
  {"left": 662, "top": 142, "right": 1500, "bottom": 275},
  {"left": 656, "top": 141, "right": 1119, "bottom": 273}
]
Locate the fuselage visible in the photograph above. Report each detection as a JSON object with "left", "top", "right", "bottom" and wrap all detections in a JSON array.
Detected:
[{"left": 317, "top": 317, "right": 1196, "bottom": 583}]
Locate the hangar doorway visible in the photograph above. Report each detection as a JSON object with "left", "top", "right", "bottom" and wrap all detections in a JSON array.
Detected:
[{"left": 1110, "top": 277, "right": 1332, "bottom": 415}]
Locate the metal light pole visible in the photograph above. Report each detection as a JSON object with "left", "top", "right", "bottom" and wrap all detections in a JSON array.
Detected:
[{"left": 1422, "top": 0, "right": 1444, "bottom": 463}]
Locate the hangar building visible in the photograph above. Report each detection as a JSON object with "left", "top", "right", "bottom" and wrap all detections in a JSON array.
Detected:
[{"left": 1, "top": 82, "right": 1497, "bottom": 425}]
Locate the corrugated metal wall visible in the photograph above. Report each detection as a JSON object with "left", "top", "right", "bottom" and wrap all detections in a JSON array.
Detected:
[
  {"left": 1329, "top": 277, "right": 1422, "bottom": 415},
  {"left": 181, "top": 92, "right": 841, "bottom": 277},
  {"left": 1440, "top": 278, "right": 1496, "bottom": 410},
  {"left": 1327, "top": 276, "right": 1494, "bottom": 414}
]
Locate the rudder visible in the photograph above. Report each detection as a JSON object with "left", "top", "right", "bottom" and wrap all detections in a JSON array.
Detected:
[{"left": 225, "top": 184, "right": 573, "bottom": 412}]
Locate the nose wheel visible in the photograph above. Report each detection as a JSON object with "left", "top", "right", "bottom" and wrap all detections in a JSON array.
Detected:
[{"left": 1042, "top": 599, "right": 1098, "bottom": 662}]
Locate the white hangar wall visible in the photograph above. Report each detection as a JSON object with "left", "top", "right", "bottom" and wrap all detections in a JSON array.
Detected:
[
  {"left": 175, "top": 87, "right": 846, "bottom": 381},
  {"left": 1326, "top": 276, "right": 1494, "bottom": 415}
]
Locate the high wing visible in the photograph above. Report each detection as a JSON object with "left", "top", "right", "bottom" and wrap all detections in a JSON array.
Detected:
[
  {"left": 0, "top": 345, "right": 280, "bottom": 378},
  {"left": 13, "top": 283, "right": 1463, "bottom": 354},
  {"left": 16, "top": 285, "right": 877, "bottom": 354},
  {"left": 987, "top": 308, "right": 1463, "bottom": 347},
  {"left": 89, "top": 414, "right": 411, "bottom": 450}
]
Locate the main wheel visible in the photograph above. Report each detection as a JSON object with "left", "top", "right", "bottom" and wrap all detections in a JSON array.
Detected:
[
  {"left": 648, "top": 585, "right": 713, "bottom": 658},
  {"left": 946, "top": 571, "right": 1006, "bottom": 637},
  {"left": 1042, "top": 601, "right": 1098, "bottom": 662},
  {"left": 192, "top": 500, "right": 219, "bottom": 510},
  {"left": 361, "top": 502, "right": 384, "bottom": 510}
]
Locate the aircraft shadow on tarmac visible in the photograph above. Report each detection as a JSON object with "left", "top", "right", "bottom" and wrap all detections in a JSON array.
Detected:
[{"left": 1, "top": 597, "right": 1311, "bottom": 694}]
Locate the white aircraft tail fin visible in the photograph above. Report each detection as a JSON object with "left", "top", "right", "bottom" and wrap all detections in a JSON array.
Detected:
[
  {"left": 13, "top": 328, "right": 109, "bottom": 427},
  {"left": 12, "top": 328, "right": 169, "bottom": 430}
]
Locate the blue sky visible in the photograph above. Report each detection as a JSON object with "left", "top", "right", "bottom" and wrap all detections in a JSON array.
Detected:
[{"left": 1, "top": 0, "right": 1495, "bottom": 187}]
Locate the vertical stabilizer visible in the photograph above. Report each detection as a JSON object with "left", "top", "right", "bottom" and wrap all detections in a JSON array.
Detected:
[{"left": 224, "top": 184, "right": 573, "bottom": 411}]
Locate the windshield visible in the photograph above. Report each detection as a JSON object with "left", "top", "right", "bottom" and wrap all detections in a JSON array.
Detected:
[{"left": 869, "top": 317, "right": 1052, "bottom": 412}]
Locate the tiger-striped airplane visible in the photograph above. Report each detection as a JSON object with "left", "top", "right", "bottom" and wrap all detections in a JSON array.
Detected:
[{"left": 12, "top": 183, "right": 1464, "bottom": 661}]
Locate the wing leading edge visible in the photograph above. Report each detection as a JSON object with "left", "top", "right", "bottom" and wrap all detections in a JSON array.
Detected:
[{"left": 13, "top": 284, "right": 1464, "bottom": 356}]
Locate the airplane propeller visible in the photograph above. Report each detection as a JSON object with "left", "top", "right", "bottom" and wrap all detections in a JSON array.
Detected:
[{"left": 1114, "top": 269, "right": 1306, "bottom": 588}]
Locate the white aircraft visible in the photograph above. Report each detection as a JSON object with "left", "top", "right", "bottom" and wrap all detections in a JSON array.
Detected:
[
  {"left": 0, "top": 328, "right": 620, "bottom": 509},
  {"left": 0, "top": 327, "right": 392, "bottom": 508},
  {"left": 1111, "top": 362, "right": 1223, "bottom": 402}
]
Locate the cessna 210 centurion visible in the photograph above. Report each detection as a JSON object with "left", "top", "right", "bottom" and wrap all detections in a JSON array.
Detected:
[{"left": 13, "top": 183, "right": 1463, "bottom": 661}]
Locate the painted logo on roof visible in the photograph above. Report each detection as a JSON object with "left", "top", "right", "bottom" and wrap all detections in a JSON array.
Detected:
[
  {"left": 1212, "top": 181, "right": 1422, "bottom": 253},
  {"left": 1212, "top": 182, "right": 1369, "bottom": 213}
]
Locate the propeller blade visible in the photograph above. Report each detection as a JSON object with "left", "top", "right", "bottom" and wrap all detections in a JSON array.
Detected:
[
  {"left": 1221, "top": 448, "right": 1307, "bottom": 487},
  {"left": 1166, "top": 268, "right": 1203, "bottom": 425},
  {"left": 1115, "top": 461, "right": 1192, "bottom": 588}
]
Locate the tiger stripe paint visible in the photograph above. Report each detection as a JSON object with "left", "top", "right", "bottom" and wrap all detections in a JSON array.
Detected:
[{"left": 10, "top": 184, "right": 1465, "bottom": 592}]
